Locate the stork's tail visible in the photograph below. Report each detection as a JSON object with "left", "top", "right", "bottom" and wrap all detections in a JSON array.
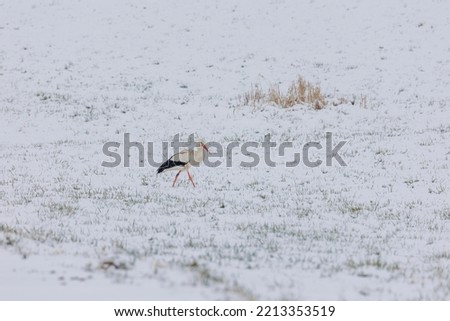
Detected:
[{"left": 156, "top": 160, "right": 186, "bottom": 174}]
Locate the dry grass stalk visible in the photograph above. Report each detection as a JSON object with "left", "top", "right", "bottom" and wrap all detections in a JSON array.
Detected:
[{"left": 359, "top": 95, "right": 367, "bottom": 108}]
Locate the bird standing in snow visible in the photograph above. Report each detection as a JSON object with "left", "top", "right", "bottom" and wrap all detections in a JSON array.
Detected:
[{"left": 156, "top": 139, "right": 209, "bottom": 187}]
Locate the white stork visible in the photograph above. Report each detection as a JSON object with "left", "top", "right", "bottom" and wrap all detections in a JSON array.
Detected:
[{"left": 156, "top": 139, "right": 209, "bottom": 187}]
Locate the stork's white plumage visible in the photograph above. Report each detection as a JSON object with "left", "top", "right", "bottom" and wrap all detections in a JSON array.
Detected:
[{"left": 156, "top": 139, "right": 209, "bottom": 187}]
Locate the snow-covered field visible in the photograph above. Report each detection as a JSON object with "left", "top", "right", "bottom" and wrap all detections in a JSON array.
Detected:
[{"left": 1, "top": 0, "right": 449, "bottom": 300}]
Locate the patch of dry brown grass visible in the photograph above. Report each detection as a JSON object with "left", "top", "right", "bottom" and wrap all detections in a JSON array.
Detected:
[
  {"left": 267, "top": 77, "right": 327, "bottom": 109},
  {"left": 242, "top": 84, "right": 265, "bottom": 107},
  {"left": 242, "top": 76, "right": 366, "bottom": 110}
]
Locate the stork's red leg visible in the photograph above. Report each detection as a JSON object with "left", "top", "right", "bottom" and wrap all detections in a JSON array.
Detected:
[
  {"left": 187, "top": 170, "right": 196, "bottom": 188},
  {"left": 172, "top": 171, "right": 181, "bottom": 187}
]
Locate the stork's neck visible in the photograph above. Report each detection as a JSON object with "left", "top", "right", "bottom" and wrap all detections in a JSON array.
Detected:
[{"left": 193, "top": 145, "right": 204, "bottom": 163}]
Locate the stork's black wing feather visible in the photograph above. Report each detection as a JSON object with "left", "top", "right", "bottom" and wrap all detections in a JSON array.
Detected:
[{"left": 156, "top": 159, "right": 187, "bottom": 174}]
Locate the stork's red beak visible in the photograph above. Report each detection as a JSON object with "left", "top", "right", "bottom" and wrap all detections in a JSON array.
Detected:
[{"left": 202, "top": 143, "right": 209, "bottom": 152}]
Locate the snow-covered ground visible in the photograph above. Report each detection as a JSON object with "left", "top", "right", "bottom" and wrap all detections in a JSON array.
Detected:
[{"left": 1, "top": 0, "right": 449, "bottom": 300}]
